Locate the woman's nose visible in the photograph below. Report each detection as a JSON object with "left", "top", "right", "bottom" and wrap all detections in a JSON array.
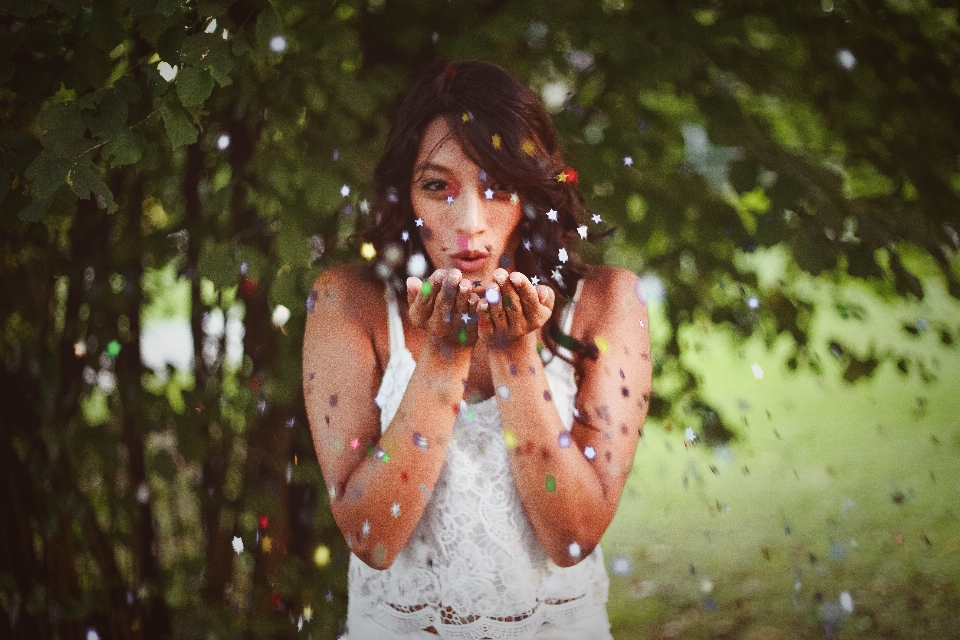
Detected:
[{"left": 453, "top": 186, "right": 484, "bottom": 235}]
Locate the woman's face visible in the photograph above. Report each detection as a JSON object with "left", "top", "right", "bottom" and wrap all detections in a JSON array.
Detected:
[{"left": 411, "top": 117, "right": 523, "bottom": 282}]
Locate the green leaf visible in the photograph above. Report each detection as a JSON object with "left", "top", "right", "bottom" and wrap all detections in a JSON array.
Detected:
[
  {"left": 19, "top": 196, "right": 53, "bottom": 223},
  {"left": 180, "top": 34, "right": 232, "bottom": 87},
  {"left": 69, "top": 160, "right": 118, "bottom": 213},
  {"left": 103, "top": 129, "right": 143, "bottom": 167},
  {"left": 176, "top": 66, "right": 214, "bottom": 107},
  {"left": 198, "top": 240, "right": 238, "bottom": 290},
  {"left": 25, "top": 153, "right": 71, "bottom": 200},
  {"left": 0, "top": 129, "right": 36, "bottom": 173},
  {"left": 88, "top": 89, "right": 129, "bottom": 138},
  {"left": 159, "top": 98, "right": 198, "bottom": 148},
  {"left": 37, "top": 101, "right": 89, "bottom": 156}
]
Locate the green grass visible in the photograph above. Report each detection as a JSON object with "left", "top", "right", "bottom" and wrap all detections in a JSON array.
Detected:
[{"left": 603, "top": 260, "right": 960, "bottom": 639}]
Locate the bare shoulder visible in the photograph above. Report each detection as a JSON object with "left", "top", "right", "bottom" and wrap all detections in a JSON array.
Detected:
[
  {"left": 310, "top": 264, "right": 383, "bottom": 314},
  {"left": 574, "top": 265, "right": 641, "bottom": 334}
]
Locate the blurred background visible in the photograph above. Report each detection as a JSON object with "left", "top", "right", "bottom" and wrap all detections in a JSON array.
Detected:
[{"left": 1, "top": 1, "right": 959, "bottom": 638}]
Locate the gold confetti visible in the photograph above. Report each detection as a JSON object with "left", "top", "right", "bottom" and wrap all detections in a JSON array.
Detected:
[
  {"left": 492, "top": 134, "right": 501, "bottom": 149},
  {"left": 595, "top": 336, "right": 609, "bottom": 354},
  {"left": 262, "top": 535, "right": 273, "bottom": 553},
  {"left": 521, "top": 139, "right": 535, "bottom": 154},
  {"left": 360, "top": 242, "right": 376, "bottom": 260},
  {"left": 503, "top": 428, "right": 517, "bottom": 450},
  {"left": 313, "top": 544, "right": 331, "bottom": 567}
]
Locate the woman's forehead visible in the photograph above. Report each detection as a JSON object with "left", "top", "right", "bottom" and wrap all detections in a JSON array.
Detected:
[{"left": 415, "top": 118, "right": 476, "bottom": 172}]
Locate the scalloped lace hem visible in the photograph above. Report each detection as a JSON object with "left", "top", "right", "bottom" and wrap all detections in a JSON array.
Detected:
[{"left": 359, "top": 595, "right": 602, "bottom": 639}]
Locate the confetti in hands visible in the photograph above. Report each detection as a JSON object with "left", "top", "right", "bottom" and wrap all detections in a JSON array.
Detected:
[
  {"left": 406, "top": 269, "right": 483, "bottom": 348},
  {"left": 476, "top": 268, "right": 555, "bottom": 350}
]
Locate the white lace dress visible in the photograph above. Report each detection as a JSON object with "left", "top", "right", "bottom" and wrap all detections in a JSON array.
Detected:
[{"left": 344, "top": 282, "right": 612, "bottom": 640}]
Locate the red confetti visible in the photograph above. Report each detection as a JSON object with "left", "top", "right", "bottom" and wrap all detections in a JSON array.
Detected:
[
  {"left": 401, "top": 471, "right": 408, "bottom": 483},
  {"left": 251, "top": 378, "right": 260, "bottom": 390},
  {"left": 271, "top": 591, "right": 281, "bottom": 608},
  {"left": 259, "top": 515, "right": 269, "bottom": 529},
  {"left": 240, "top": 277, "right": 258, "bottom": 295},
  {"left": 564, "top": 168, "right": 578, "bottom": 183}
]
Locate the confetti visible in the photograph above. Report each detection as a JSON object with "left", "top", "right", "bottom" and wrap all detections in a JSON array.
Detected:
[
  {"left": 303, "top": 605, "right": 313, "bottom": 621},
  {"left": 503, "top": 428, "right": 518, "bottom": 450},
  {"left": 623, "top": 156, "right": 633, "bottom": 166},
  {"left": 261, "top": 536, "right": 273, "bottom": 552},
  {"left": 592, "top": 214, "right": 602, "bottom": 224},
  {"left": 360, "top": 243, "right": 376, "bottom": 260},
  {"left": 611, "top": 556, "right": 632, "bottom": 576},
  {"left": 391, "top": 502, "right": 401, "bottom": 518},
  {"left": 420, "top": 281, "right": 433, "bottom": 296},
  {"left": 362, "top": 521, "right": 370, "bottom": 536},
  {"left": 584, "top": 446, "right": 596, "bottom": 460},
  {"left": 545, "top": 475, "right": 556, "bottom": 492},
  {"left": 531, "top": 276, "right": 540, "bottom": 286},
  {"left": 413, "top": 432, "right": 428, "bottom": 450},
  {"left": 232, "top": 536, "right": 244, "bottom": 554},
  {"left": 340, "top": 184, "right": 350, "bottom": 197},
  {"left": 271, "top": 305, "right": 290, "bottom": 328},
  {"left": 415, "top": 217, "right": 424, "bottom": 227},
  {"left": 259, "top": 514, "right": 269, "bottom": 529},
  {"left": 462, "top": 112, "right": 470, "bottom": 122},
  {"left": 484, "top": 188, "right": 494, "bottom": 200},
  {"left": 568, "top": 541, "right": 581, "bottom": 558},
  {"left": 558, "top": 248, "right": 568, "bottom": 263},
  {"left": 685, "top": 428, "right": 697, "bottom": 442},
  {"left": 497, "top": 384, "right": 511, "bottom": 399},
  {"left": 269, "top": 35, "right": 287, "bottom": 53},
  {"left": 401, "top": 230, "right": 410, "bottom": 241},
  {"left": 408, "top": 253, "right": 427, "bottom": 278},
  {"left": 523, "top": 239, "right": 532, "bottom": 250},
  {"left": 521, "top": 139, "right": 535, "bottom": 154},
  {"left": 751, "top": 363, "right": 764, "bottom": 379},
  {"left": 447, "top": 195, "right": 454, "bottom": 204},
  {"left": 840, "top": 591, "right": 854, "bottom": 613},
  {"left": 510, "top": 192, "right": 520, "bottom": 204},
  {"left": 546, "top": 209, "right": 558, "bottom": 221},
  {"left": 492, "top": 134, "right": 501, "bottom": 149},
  {"left": 485, "top": 288, "right": 501, "bottom": 305},
  {"left": 558, "top": 432, "right": 571, "bottom": 448},
  {"left": 595, "top": 336, "right": 609, "bottom": 354},
  {"left": 577, "top": 225, "right": 587, "bottom": 239}
]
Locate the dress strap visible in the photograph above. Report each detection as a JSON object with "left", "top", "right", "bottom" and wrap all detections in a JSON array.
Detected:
[{"left": 384, "top": 284, "right": 407, "bottom": 356}]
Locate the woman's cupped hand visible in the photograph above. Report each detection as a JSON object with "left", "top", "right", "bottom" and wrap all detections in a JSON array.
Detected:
[{"left": 406, "top": 268, "right": 555, "bottom": 351}]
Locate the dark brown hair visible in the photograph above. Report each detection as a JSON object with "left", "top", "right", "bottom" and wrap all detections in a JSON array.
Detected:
[{"left": 359, "top": 60, "right": 598, "bottom": 363}]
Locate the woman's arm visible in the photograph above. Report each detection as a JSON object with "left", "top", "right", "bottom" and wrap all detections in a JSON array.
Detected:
[
  {"left": 484, "top": 267, "right": 651, "bottom": 567},
  {"left": 303, "top": 266, "right": 472, "bottom": 570}
]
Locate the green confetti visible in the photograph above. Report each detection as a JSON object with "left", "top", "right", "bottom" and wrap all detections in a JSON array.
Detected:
[
  {"left": 421, "top": 281, "right": 432, "bottom": 296},
  {"left": 381, "top": 452, "right": 390, "bottom": 463},
  {"left": 545, "top": 474, "right": 556, "bottom": 492},
  {"left": 459, "top": 329, "right": 468, "bottom": 343},
  {"left": 107, "top": 340, "right": 121, "bottom": 357},
  {"left": 333, "top": 436, "right": 343, "bottom": 452}
]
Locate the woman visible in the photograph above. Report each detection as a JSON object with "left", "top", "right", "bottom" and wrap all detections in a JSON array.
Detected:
[{"left": 303, "top": 61, "right": 652, "bottom": 639}]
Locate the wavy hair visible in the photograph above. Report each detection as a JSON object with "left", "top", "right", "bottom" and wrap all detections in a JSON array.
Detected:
[{"left": 358, "top": 60, "right": 599, "bottom": 363}]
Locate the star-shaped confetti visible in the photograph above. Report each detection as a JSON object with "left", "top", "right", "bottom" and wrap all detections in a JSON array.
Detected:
[
  {"left": 510, "top": 192, "right": 520, "bottom": 204},
  {"left": 521, "top": 139, "right": 535, "bottom": 154},
  {"left": 584, "top": 446, "right": 596, "bottom": 460},
  {"left": 340, "top": 184, "right": 350, "bottom": 198},
  {"left": 623, "top": 156, "right": 633, "bottom": 167},
  {"left": 552, "top": 268, "right": 564, "bottom": 285},
  {"left": 492, "top": 134, "right": 501, "bottom": 149},
  {"left": 391, "top": 502, "right": 401, "bottom": 518},
  {"left": 484, "top": 188, "right": 494, "bottom": 200},
  {"left": 685, "top": 428, "right": 697, "bottom": 442},
  {"left": 523, "top": 238, "right": 531, "bottom": 250},
  {"left": 546, "top": 209, "right": 558, "bottom": 221},
  {"left": 462, "top": 112, "right": 470, "bottom": 122},
  {"left": 350, "top": 437, "right": 359, "bottom": 449},
  {"left": 592, "top": 214, "right": 602, "bottom": 224},
  {"left": 531, "top": 276, "right": 540, "bottom": 286},
  {"left": 232, "top": 536, "right": 244, "bottom": 554},
  {"left": 558, "top": 247, "right": 568, "bottom": 263},
  {"left": 415, "top": 218, "right": 424, "bottom": 227},
  {"left": 447, "top": 195, "right": 454, "bottom": 204},
  {"left": 639, "top": 319, "right": 646, "bottom": 328},
  {"left": 401, "top": 230, "right": 410, "bottom": 242},
  {"left": 461, "top": 312, "right": 471, "bottom": 324},
  {"left": 556, "top": 172, "right": 568, "bottom": 182},
  {"left": 577, "top": 225, "right": 588, "bottom": 239}
]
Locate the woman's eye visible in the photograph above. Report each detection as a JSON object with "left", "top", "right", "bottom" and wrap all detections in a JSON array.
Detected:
[
  {"left": 490, "top": 183, "right": 510, "bottom": 192},
  {"left": 422, "top": 180, "right": 446, "bottom": 192}
]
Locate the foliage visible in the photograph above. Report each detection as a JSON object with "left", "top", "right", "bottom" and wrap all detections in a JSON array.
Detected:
[{"left": 1, "top": 0, "right": 958, "bottom": 638}]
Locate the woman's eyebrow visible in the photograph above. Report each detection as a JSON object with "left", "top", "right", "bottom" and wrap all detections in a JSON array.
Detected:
[{"left": 414, "top": 162, "right": 451, "bottom": 176}]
